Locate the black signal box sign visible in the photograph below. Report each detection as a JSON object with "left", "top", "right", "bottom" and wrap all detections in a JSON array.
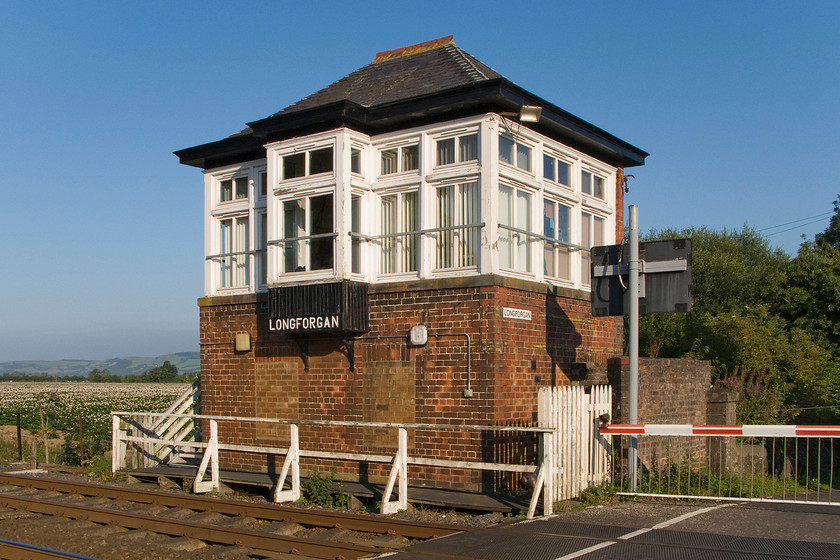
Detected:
[
  {"left": 591, "top": 238, "right": 693, "bottom": 317},
  {"left": 268, "top": 281, "right": 369, "bottom": 334}
]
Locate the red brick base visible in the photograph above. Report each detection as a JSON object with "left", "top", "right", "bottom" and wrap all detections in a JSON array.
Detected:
[{"left": 198, "top": 275, "right": 623, "bottom": 491}]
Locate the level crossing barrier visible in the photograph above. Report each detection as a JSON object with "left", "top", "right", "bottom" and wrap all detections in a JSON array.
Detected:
[{"left": 601, "top": 423, "right": 840, "bottom": 505}]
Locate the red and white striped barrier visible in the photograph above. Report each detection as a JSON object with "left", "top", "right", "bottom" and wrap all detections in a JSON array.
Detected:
[{"left": 600, "top": 424, "right": 840, "bottom": 438}]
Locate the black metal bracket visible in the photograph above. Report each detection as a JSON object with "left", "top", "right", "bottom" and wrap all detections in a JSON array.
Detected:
[
  {"left": 292, "top": 337, "right": 309, "bottom": 372},
  {"left": 345, "top": 338, "right": 355, "bottom": 372}
]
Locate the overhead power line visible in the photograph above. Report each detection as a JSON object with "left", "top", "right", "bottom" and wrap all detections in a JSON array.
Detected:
[{"left": 759, "top": 212, "right": 833, "bottom": 234}]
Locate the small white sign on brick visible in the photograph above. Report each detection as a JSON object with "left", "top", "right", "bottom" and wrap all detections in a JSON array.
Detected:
[{"left": 503, "top": 307, "right": 531, "bottom": 320}]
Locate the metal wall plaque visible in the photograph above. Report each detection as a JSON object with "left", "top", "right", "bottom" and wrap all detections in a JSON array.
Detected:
[
  {"left": 591, "top": 238, "right": 693, "bottom": 317},
  {"left": 268, "top": 281, "right": 370, "bottom": 334}
]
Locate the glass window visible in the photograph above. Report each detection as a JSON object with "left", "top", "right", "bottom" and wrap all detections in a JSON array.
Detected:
[
  {"left": 309, "top": 147, "right": 333, "bottom": 175},
  {"left": 234, "top": 177, "right": 248, "bottom": 199},
  {"left": 351, "top": 148, "right": 361, "bottom": 175},
  {"left": 220, "top": 179, "right": 232, "bottom": 202},
  {"left": 516, "top": 143, "right": 532, "bottom": 172},
  {"left": 436, "top": 138, "right": 455, "bottom": 166},
  {"left": 257, "top": 212, "right": 267, "bottom": 286},
  {"left": 436, "top": 181, "right": 479, "bottom": 269},
  {"left": 381, "top": 149, "right": 398, "bottom": 175},
  {"left": 380, "top": 143, "right": 419, "bottom": 176},
  {"left": 544, "top": 155, "right": 571, "bottom": 187},
  {"left": 351, "top": 195, "right": 362, "bottom": 274},
  {"left": 499, "top": 135, "right": 531, "bottom": 172},
  {"left": 219, "top": 216, "right": 249, "bottom": 288},
  {"left": 310, "top": 194, "right": 334, "bottom": 271},
  {"left": 437, "top": 134, "right": 478, "bottom": 166},
  {"left": 581, "top": 212, "right": 605, "bottom": 285},
  {"left": 499, "top": 136, "right": 514, "bottom": 166},
  {"left": 459, "top": 134, "right": 478, "bottom": 162},
  {"left": 582, "top": 170, "right": 606, "bottom": 199},
  {"left": 401, "top": 145, "right": 419, "bottom": 172},
  {"left": 259, "top": 172, "right": 267, "bottom": 198},
  {"left": 281, "top": 194, "right": 334, "bottom": 273},
  {"left": 499, "top": 185, "right": 532, "bottom": 272},
  {"left": 543, "top": 155, "right": 555, "bottom": 182},
  {"left": 380, "top": 191, "right": 418, "bottom": 274},
  {"left": 543, "top": 200, "right": 571, "bottom": 280},
  {"left": 283, "top": 153, "right": 306, "bottom": 180}
]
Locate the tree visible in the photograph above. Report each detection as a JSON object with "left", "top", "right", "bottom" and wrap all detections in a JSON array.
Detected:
[{"left": 141, "top": 360, "right": 178, "bottom": 383}]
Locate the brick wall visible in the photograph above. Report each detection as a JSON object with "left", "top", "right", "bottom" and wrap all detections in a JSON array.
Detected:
[{"left": 197, "top": 275, "right": 623, "bottom": 490}]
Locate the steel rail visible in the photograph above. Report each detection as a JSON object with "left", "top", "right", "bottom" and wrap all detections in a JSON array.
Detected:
[
  {"left": 0, "top": 538, "right": 99, "bottom": 560},
  {"left": 0, "top": 492, "right": 380, "bottom": 560},
  {"left": 0, "top": 473, "right": 465, "bottom": 538}
]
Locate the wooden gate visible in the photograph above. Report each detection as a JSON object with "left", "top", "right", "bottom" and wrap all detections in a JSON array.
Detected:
[{"left": 538, "top": 385, "right": 612, "bottom": 502}]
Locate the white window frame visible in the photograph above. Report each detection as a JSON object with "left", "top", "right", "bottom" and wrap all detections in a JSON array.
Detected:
[
  {"left": 279, "top": 143, "right": 335, "bottom": 181},
  {"left": 499, "top": 134, "right": 534, "bottom": 174},
  {"left": 434, "top": 129, "right": 479, "bottom": 167},
  {"left": 543, "top": 197, "right": 573, "bottom": 283},
  {"left": 378, "top": 188, "right": 420, "bottom": 277},
  {"left": 378, "top": 140, "right": 420, "bottom": 177},
  {"left": 498, "top": 182, "right": 535, "bottom": 274},
  {"left": 206, "top": 162, "right": 266, "bottom": 296},
  {"left": 434, "top": 179, "right": 480, "bottom": 271},
  {"left": 276, "top": 191, "right": 336, "bottom": 277},
  {"left": 580, "top": 210, "right": 606, "bottom": 286}
]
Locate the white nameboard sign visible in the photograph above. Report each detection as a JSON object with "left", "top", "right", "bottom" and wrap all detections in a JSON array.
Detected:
[{"left": 503, "top": 307, "right": 531, "bottom": 321}]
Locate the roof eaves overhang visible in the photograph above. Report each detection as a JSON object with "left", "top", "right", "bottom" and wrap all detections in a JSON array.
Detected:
[{"left": 175, "top": 79, "right": 648, "bottom": 170}]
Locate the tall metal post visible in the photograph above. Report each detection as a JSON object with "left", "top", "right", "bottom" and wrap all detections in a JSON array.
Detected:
[{"left": 628, "top": 205, "right": 640, "bottom": 491}]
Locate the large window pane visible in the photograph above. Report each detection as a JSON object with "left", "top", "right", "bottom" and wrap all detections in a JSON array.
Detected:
[
  {"left": 283, "top": 153, "right": 306, "bottom": 179},
  {"left": 499, "top": 136, "right": 514, "bottom": 166},
  {"left": 220, "top": 216, "right": 248, "bottom": 288},
  {"left": 310, "top": 194, "right": 333, "bottom": 271},
  {"left": 516, "top": 189, "right": 531, "bottom": 271},
  {"left": 581, "top": 170, "right": 592, "bottom": 196},
  {"left": 581, "top": 212, "right": 592, "bottom": 284},
  {"left": 401, "top": 145, "right": 419, "bottom": 171},
  {"left": 557, "top": 161, "right": 570, "bottom": 186},
  {"left": 234, "top": 177, "right": 248, "bottom": 199},
  {"left": 499, "top": 185, "right": 513, "bottom": 269},
  {"left": 309, "top": 147, "right": 333, "bottom": 175},
  {"left": 543, "top": 155, "right": 555, "bottom": 182},
  {"left": 436, "top": 138, "right": 455, "bottom": 166},
  {"left": 460, "top": 134, "right": 478, "bottom": 162},
  {"left": 283, "top": 199, "right": 305, "bottom": 272},
  {"left": 257, "top": 213, "right": 267, "bottom": 286},
  {"left": 516, "top": 143, "right": 532, "bottom": 172},
  {"left": 381, "top": 149, "right": 397, "bottom": 175},
  {"left": 351, "top": 195, "right": 361, "bottom": 274},
  {"left": 436, "top": 182, "right": 477, "bottom": 269}
]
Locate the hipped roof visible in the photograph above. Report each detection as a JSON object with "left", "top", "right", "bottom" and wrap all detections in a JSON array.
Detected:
[{"left": 176, "top": 37, "right": 647, "bottom": 170}]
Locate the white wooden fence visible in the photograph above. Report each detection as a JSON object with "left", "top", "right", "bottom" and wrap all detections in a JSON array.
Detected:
[
  {"left": 111, "top": 412, "right": 555, "bottom": 517},
  {"left": 538, "top": 385, "right": 613, "bottom": 502}
]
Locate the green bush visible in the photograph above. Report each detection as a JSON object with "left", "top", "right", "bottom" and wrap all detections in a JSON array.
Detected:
[{"left": 301, "top": 470, "right": 347, "bottom": 509}]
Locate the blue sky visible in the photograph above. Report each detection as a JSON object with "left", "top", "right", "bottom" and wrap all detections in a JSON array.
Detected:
[{"left": 1, "top": 1, "right": 838, "bottom": 362}]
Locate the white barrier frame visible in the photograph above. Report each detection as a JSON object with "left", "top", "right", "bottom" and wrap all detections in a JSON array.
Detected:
[{"left": 111, "top": 412, "right": 553, "bottom": 518}]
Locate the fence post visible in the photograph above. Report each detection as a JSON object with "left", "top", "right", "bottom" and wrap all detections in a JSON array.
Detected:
[
  {"left": 111, "top": 415, "right": 121, "bottom": 474},
  {"left": 194, "top": 419, "right": 219, "bottom": 493},
  {"left": 381, "top": 428, "right": 408, "bottom": 514},
  {"left": 542, "top": 430, "right": 554, "bottom": 516},
  {"left": 274, "top": 424, "right": 301, "bottom": 503}
]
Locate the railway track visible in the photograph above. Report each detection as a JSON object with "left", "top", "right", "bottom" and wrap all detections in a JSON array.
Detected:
[{"left": 0, "top": 473, "right": 469, "bottom": 560}]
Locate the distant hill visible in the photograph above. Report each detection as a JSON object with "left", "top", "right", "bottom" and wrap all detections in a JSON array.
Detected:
[{"left": 0, "top": 352, "right": 200, "bottom": 378}]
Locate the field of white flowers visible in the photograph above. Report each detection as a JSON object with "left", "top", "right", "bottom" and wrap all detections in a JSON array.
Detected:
[{"left": 0, "top": 382, "right": 189, "bottom": 433}]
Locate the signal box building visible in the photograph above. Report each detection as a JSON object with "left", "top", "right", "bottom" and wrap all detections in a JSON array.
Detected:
[{"left": 176, "top": 37, "right": 647, "bottom": 490}]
